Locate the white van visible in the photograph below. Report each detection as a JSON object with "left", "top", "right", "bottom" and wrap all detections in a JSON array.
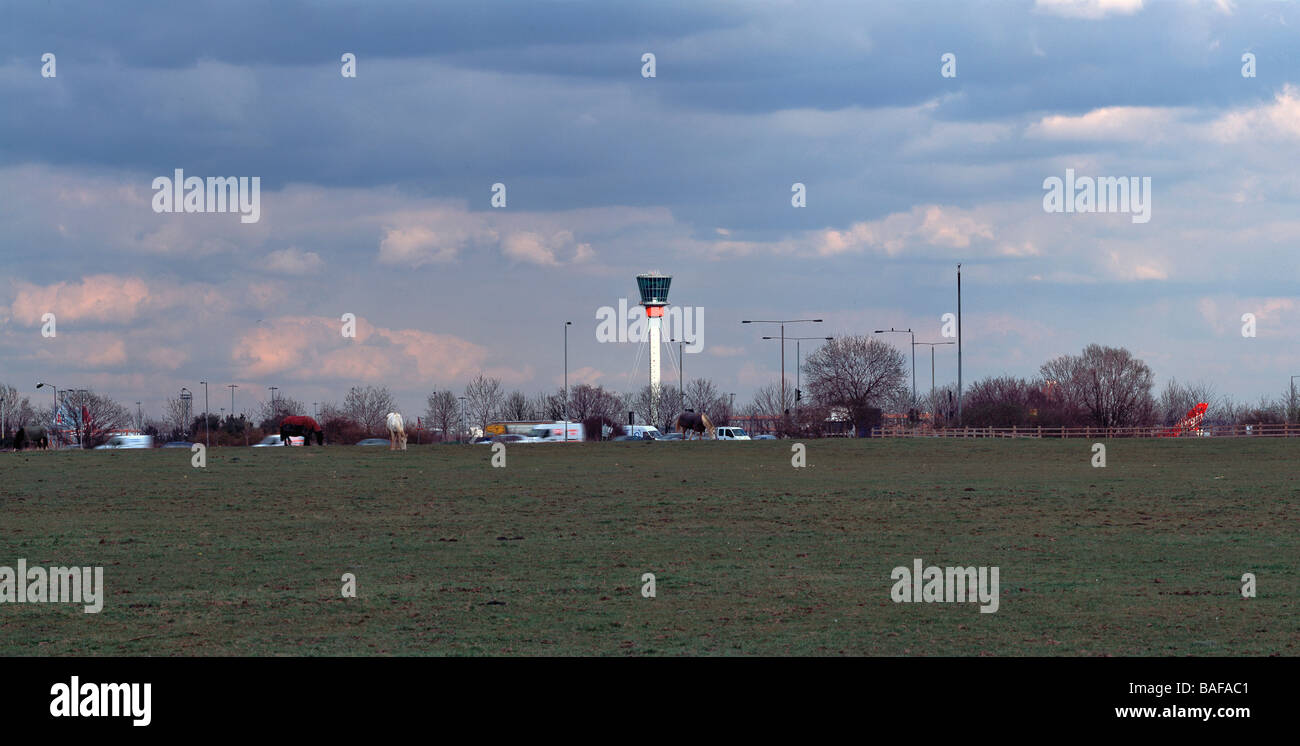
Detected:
[
  {"left": 626, "top": 425, "right": 662, "bottom": 440},
  {"left": 714, "top": 427, "right": 751, "bottom": 441},
  {"left": 528, "top": 421, "right": 585, "bottom": 442},
  {"left": 95, "top": 434, "right": 154, "bottom": 449}
]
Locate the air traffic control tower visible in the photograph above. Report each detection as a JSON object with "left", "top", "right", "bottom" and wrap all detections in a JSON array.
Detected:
[{"left": 636, "top": 271, "right": 671, "bottom": 423}]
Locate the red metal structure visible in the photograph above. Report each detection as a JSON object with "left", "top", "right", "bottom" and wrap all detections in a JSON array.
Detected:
[{"left": 1161, "top": 402, "right": 1208, "bottom": 437}]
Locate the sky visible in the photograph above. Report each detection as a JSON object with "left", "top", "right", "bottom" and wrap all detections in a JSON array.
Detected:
[{"left": 2, "top": 0, "right": 1299, "bottom": 420}]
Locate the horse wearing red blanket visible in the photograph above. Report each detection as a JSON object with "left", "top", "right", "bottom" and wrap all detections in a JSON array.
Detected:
[{"left": 280, "top": 415, "right": 324, "bottom": 445}]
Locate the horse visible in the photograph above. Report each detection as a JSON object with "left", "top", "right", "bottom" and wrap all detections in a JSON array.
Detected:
[
  {"left": 279, "top": 415, "right": 324, "bottom": 445},
  {"left": 386, "top": 412, "right": 407, "bottom": 450},
  {"left": 15, "top": 426, "right": 50, "bottom": 450},
  {"left": 675, "top": 412, "right": 715, "bottom": 440}
]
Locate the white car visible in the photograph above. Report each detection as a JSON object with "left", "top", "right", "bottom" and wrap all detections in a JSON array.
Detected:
[
  {"left": 253, "top": 435, "right": 304, "bottom": 447},
  {"left": 95, "top": 434, "right": 154, "bottom": 449},
  {"left": 714, "top": 427, "right": 751, "bottom": 441}
]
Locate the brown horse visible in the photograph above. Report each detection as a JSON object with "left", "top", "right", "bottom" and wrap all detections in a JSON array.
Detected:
[
  {"left": 15, "top": 426, "right": 50, "bottom": 450},
  {"left": 675, "top": 412, "right": 715, "bottom": 440},
  {"left": 280, "top": 415, "right": 324, "bottom": 445}
]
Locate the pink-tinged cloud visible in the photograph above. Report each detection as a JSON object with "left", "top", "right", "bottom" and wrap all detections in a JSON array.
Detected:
[
  {"left": 231, "top": 315, "right": 505, "bottom": 385},
  {"left": 10, "top": 274, "right": 151, "bottom": 324}
]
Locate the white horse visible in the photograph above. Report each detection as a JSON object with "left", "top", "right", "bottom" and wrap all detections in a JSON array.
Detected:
[{"left": 386, "top": 412, "right": 407, "bottom": 450}]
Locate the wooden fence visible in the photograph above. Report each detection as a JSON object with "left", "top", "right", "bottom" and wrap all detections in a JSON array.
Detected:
[{"left": 873, "top": 423, "right": 1300, "bottom": 439}]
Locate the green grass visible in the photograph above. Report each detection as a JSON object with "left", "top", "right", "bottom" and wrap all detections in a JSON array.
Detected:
[{"left": 1, "top": 438, "right": 1296, "bottom": 656}]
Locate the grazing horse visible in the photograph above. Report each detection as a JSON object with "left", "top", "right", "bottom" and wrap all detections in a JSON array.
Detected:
[
  {"left": 279, "top": 415, "right": 324, "bottom": 445},
  {"left": 386, "top": 412, "right": 407, "bottom": 450},
  {"left": 675, "top": 412, "right": 715, "bottom": 440},
  {"left": 14, "top": 426, "right": 50, "bottom": 450}
]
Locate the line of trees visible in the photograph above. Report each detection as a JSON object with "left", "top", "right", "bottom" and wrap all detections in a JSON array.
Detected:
[{"left": 8, "top": 338, "right": 1295, "bottom": 447}]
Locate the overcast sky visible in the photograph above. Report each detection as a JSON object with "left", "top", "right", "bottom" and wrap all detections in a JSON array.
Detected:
[{"left": 2, "top": 0, "right": 1299, "bottom": 419}]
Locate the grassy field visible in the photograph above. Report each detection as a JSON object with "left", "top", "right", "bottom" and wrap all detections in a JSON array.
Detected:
[{"left": 1, "top": 438, "right": 1296, "bottom": 656}]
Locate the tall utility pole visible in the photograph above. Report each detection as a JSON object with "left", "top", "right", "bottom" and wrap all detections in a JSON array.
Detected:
[
  {"left": 743, "top": 318, "right": 823, "bottom": 420},
  {"left": 136, "top": 401, "right": 142, "bottom": 431},
  {"left": 199, "top": 381, "right": 210, "bottom": 447},
  {"left": 227, "top": 384, "right": 238, "bottom": 426},
  {"left": 671, "top": 335, "right": 695, "bottom": 413},
  {"left": 957, "top": 264, "right": 963, "bottom": 426},
  {"left": 563, "top": 321, "right": 572, "bottom": 441},
  {"left": 459, "top": 396, "right": 468, "bottom": 443}
]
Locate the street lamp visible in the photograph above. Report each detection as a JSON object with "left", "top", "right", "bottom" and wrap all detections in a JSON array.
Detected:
[
  {"left": 36, "top": 382, "right": 57, "bottom": 445},
  {"left": 199, "top": 381, "right": 210, "bottom": 448},
  {"left": 957, "top": 263, "right": 963, "bottom": 426},
  {"left": 671, "top": 335, "right": 696, "bottom": 414},
  {"left": 875, "top": 328, "right": 916, "bottom": 406},
  {"left": 762, "top": 336, "right": 832, "bottom": 425},
  {"left": 227, "top": 384, "right": 238, "bottom": 424},
  {"left": 563, "top": 321, "right": 572, "bottom": 441},
  {"left": 268, "top": 386, "right": 279, "bottom": 417},
  {"left": 742, "top": 318, "right": 823, "bottom": 419}
]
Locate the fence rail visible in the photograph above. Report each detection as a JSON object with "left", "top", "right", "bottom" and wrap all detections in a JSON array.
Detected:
[{"left": 873, "top": 423, "right": 1300, "bottom": 439}]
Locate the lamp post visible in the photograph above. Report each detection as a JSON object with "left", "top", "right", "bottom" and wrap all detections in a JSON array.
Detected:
[
  {"left": 563, "top": 321, "right": 572, "bottom": 441},
  {"left": 136, "top": 401, "right": 142, "bottom": 432},
  {"left": 227, "top": 384, "right": 238, "bottom": 431},
  {"left": 268, "top": 386, "right": 279, "bottom": 416},
  {"left": 671, "top": 335, "right": 695, "bottom": 414},
  {"left": 957, "top": 263, "right": 963, "bottom": 426},
  {"left": 875, "top": 328, "right": 916, "bottom": 406},
  {"left": 199, "top": 381, "right": 210, "bottom": 447},
  {"left": 742, "top": 318, "right": 823, "bottom": 421}
]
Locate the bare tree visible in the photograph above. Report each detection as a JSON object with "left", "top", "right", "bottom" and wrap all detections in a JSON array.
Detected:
[
  {"left": 802, "top": 335, "right": 907, "bottom": 431},
  {"left": 424, "top": 390, "right": 459, "bottom": 441},
  {"left": 52, "top": 389, "right": 131, "bottom": 448},
  {"left": 500, "top": 391, "right": 533, "bottom": 421},
  {"left": 1, "top": 383, "right": 36, "bottom": 440},
  {"left": 464, "top": 374, "right": 503, "bottom": 434},
  {"left": 568, "top": 384, "right": 622, "bottom": 422},
  {"left": 684, "top": 378, "right": 728, "bottom": 422},
  {"left": 532, "top": 390, "right": 566, "bottom": 420},
  {"left": 342, "top": 386, "right": 396, "bottom": 434},
  {"left": 1040, "top": 344, "right": 1155, "bottom": 427},
  {"left": 256, "top": 394, "right": 307, "bottom": 431},
  {"left": 633, "top": 384, "right": 680, "bottom": 431}
]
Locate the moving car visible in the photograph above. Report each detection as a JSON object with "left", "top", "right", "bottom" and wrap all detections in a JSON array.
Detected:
[
  {"left": 95, "top": 434, "right": 154, "bottom": 449},
  {"left": 528, "top": 422, "right": 585, "bottom": 442},
  {"left": 161, "top": 441, "right": 194, "bottom": 448},
  {"left": 253, "top": 435, "right": 304, "bottom": 447},
  {"left": 753, "top": 434, "right": 778, "bottom": 440},
  {"left": 714, "top": 426, "right": 751, "bottom": 441},
  {"left": 477, "top": 433, "right": 534, "bottom": 444},
  {"left": 355, "top": 438, "right": 390, "bottom": 447}
]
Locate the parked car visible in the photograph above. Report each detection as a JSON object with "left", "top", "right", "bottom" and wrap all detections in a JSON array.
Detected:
[
  {"left": 161, "top": 441, "right": 194, "bottom": 448},
  {"left": 95, "top": 434, "right": 154, "bottom": 449},
  {"left": 658, "top": 432, "right": 685, "bottom": 440},
  {"left": 355, "top": 438, "right": 390, "bottom": 447},
  {"left": 714, "top": 426, "right": 751, "bottom": 441},
  {"left": 253, "top": 435, "right": 304, "bottom": 447},
  {"left": 753, "top": 434, "right": 778, "bottom": 440}
]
